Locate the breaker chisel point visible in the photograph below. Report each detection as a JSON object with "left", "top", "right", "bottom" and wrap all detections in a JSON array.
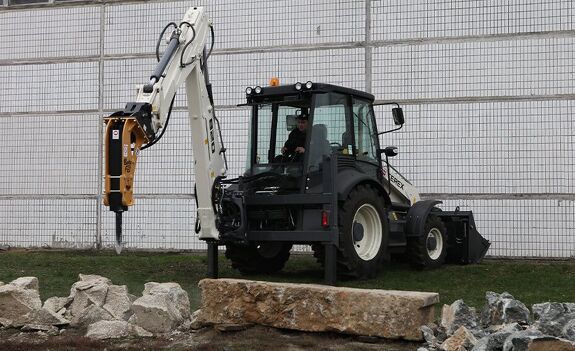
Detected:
[{"left": 115, "top": 211, "right": 123, "bottom": 255}]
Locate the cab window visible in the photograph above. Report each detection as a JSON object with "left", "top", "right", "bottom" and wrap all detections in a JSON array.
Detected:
[
  {"left": 308, "top": 93, "right": 350, "bottom": 171},
  {"left": 353, "top": 98, "right": 378, "bottom": 163}
]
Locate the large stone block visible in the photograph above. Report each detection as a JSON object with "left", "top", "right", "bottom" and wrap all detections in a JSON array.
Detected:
[{"left": 197, "top": 279, "right": 439, "bottom": 341}]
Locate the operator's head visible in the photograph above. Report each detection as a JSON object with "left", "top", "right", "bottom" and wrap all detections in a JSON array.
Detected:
[{"left": 296, "top": 110, "right": 309, "bottom": 132}]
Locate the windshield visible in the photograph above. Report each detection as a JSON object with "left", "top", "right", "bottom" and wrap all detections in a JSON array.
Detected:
[{"left": 246, "top": 100, "right": 310, "bottom": 176}]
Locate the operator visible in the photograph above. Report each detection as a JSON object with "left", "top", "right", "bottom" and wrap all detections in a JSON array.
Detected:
[{"left": 281, "top": 110, "right": 309, "bottom": 156}]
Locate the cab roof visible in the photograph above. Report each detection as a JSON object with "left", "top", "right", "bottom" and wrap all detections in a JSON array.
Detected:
[{"left": 244, "top": 82, "right": 375, "bottom": 104}]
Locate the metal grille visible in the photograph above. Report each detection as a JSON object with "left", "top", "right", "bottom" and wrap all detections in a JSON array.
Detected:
[{"left": 1, "top": 0, "right": 574, "bottom": 258}]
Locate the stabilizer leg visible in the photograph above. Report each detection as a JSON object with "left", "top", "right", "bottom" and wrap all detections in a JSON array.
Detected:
[{"left": 324, "top": 243, "right": 337, "bottom": 286}]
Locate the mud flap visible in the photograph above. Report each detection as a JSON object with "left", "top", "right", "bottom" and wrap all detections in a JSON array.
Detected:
[{"left": 437, "top": 211, "right": 490, "bottom": 264}]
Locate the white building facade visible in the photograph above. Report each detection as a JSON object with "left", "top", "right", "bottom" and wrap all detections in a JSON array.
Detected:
[{"left": 1, "top": 0, "right": 574, "bottom": 257}]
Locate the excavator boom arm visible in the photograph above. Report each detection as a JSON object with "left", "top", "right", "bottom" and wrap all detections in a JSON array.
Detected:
[{"left": 103, "top": 7, "right": 226, "bottom": 252}]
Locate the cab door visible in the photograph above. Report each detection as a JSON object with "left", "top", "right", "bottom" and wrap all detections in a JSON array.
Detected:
[{"left": 352, "top": 97, "right": 381, "bottom": 179}]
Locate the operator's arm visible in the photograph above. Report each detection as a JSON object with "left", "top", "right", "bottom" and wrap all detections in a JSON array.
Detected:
[
  {"left": 283, "top": 129, "right": 297, "bottom": 154},
  {"left": 283, "top": 129, "right": 306, "bottom": 154}
]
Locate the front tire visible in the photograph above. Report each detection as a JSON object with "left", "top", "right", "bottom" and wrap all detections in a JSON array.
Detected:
[
  {"left": 225, "top": 242, "right": 292, "bottom": 275},
  {"left": 313, "top": 184, "right": 388, "bottom": 279},
  {"left": 407, "top": 215, "right": 447, "bottom": 269}
]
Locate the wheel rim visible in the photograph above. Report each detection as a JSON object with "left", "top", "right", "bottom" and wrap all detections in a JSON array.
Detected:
[
  {"left": 426, "top": 228, "right": 443, "bottom": 260},
  {"left": 352, "top": 204, "right": 382, "bottom": 261}
]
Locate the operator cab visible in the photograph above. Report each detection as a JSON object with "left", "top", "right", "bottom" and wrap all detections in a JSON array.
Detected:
[{"left": 243, "top": 82, "right": 382, "bottom": 193}]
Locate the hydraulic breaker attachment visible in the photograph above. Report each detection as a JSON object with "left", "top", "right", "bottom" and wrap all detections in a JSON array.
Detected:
[
  {"left": 437, "top": 210, "right": 491, "bottom": 264},
  {"left": 103, "top": 110, "right": 150, "bottom": 254}
]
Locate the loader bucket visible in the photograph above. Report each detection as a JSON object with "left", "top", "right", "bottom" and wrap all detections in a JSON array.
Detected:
[{"left": 438, "top": 211, "right": 490, "bottom": 264}]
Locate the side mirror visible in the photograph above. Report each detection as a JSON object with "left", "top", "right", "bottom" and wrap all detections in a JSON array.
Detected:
[
  {"left": 377, "top": 146, "right": 398, "bottom": 158},
  {"left": 392, "top": 107, "right": 404, "bottom": 126}
]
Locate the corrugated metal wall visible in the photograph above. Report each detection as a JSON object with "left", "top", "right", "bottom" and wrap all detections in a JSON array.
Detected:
[{"left": 1, "top": 0, "right": 574, "bottom": 257}]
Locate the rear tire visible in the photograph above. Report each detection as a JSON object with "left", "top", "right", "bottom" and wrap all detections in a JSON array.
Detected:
[
  {"left": 225, "top": 242, "right": 292, "bottom": 275},
  {"left": 313, "top": 184, "right": 388, "bottom": 279},
  {"left": 407, "top": 215, "right": 447, "bottom": 269}
]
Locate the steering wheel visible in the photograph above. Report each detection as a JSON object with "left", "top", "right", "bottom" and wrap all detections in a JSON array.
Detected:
[{"left": 330, "top": 142, "right": 342, "bottom": 147}]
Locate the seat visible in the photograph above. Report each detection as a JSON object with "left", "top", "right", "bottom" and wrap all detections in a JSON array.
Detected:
[{"left": 309, "top": 124, "right": 331, "bottom": 169}]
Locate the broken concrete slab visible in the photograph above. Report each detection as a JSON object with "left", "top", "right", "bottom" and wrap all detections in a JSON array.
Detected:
[
  {"left": 142, "top": 282, "right": 191, "bottom": 320},
  {"left": 10, "top": 277, "right": 39, "bottom": 291},
  {"left": 43, "top": 297, "right": 71, "bottom": 314},
  {"left": 441, "top": 299, "right": 481, "bottom": 336},
  {"left": 563, "top": 320, "right": 575, "bottom": 342},
  {"left": 102, "top": 285, "right": 133, "bottom": 321},
  {"left": 70, "top": 304, "right": 113, "bottom": 328},
  {"left": 21, "top": 324, "right": 59, "bottom": 336},
  {"left": 196, "top": 278, "right": 439, "bottom": 341},
  {"left": 68, "top": 274, "right": 111, "bottom": 299},
  {"left": 25, "top": 307, "right": 70, "bottom": 327},
  {"left": 129, "top": 294, "right": 183, "bottom": 333},
  {"left": 0, "top": 317, "right": 14, "bottom": 328},
  {"left": 481, "top": 292, "right": 530, "bottom": 326},
  {"left": 67, "top": 279, "right": 110, "bottom": 320},
  {"left": 473, "top": 322, "right": 522, "bottom": 351},
  {"left": 527, "top": 336, "right": 575, "bottom": 351},
  {"left": 502, "top": 329, "right": 545, "bottom": 351},
  {"left": 441, "top": 326, "right": 478, "bottom": 351},
  {"left": 0, "top": 283, "right": 42, "bottom": 326},
  {"left": 532, "top": 302, "right": 575, "bottom": 337},
  {"left": 85, "top": 320, "right": 152, "bottom": 340},
  {"left": 129, "top": 282, "right": 190, "bottom": 333}
]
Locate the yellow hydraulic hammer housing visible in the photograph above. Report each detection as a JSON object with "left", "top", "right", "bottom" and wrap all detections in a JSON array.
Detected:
[{"left": 103, "top": 117, "right": 149, "bottom": 213}]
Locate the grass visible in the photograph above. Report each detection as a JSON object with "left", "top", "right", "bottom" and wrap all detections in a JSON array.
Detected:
[{"left": 1, "top": 249, "right": 574, "bottom": 312}]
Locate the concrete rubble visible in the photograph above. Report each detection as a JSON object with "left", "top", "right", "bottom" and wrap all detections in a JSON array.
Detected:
[
  {"left": 129, "top": 282, "right": 191, "bottom": 333},
  {"left": 481, "top": 292, "right": 530, "bottom": 326},
  {"left": 441, "top": 326, "right": 477, "bottom": 351},
  {"left": 85, "top": 320, "right": 153, "bottom": 340},
  {"left": 420, "top": 292, "right": 575, "bottom": 351},
  {"left": 2, "top": 275, "right": 575, "bottom": 349},
  {"left": 532, "top": 302, "right": 575, "bottom": 337},
  {"left": 0, "top": 274, "right": 190, "bottom": 339},
  {"left": 0, "top": 276, "right": 43, "bottom": 327},
  {"left": 441, "top": 299, "right": 481, "bottom": 336}
]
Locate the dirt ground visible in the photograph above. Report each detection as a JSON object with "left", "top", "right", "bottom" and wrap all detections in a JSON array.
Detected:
[{"left": 0, "top": 324, "right": 424, "bottom": 351}]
